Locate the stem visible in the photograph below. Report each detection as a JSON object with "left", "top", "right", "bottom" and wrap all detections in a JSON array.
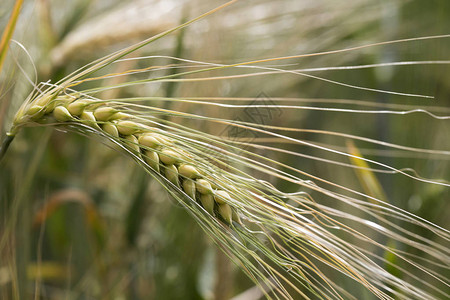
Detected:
[{"left": 0, "top": 134, "right": 14, "bottom": 162}]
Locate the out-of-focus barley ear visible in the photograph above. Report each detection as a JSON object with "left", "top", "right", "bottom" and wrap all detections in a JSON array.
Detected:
[{"left": 0, "top": 0, "right": 23, "bottom": 73}]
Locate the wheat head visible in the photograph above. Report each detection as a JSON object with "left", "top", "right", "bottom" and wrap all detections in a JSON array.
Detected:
[{"left": 10, "top": 95, "right": 242, "bottom": 226}]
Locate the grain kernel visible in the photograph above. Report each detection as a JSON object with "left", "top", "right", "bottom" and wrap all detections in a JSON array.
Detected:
[
  {"left": 232, "top": 209, "right": 242, "bottom": 224},
  {"left": 35, "top": 95, "right": 52, "bottom": 107},
  {"left": 27, "top": 105, "right": 43, "bottom": 116},
  {"left": 214, "top": 190, "right": 231, "bottom": 205},
  {"left": 182, "top": 179, "right": 196, "bottom": 200},
  {"left": 178, "top": 164, "right": 200, "bottom": 179},
  {"left": 53, "top": 106, "right": 72, "bottom": 122},
  {"left": 143, "top": 150, "right": 160, "bottom": 172},
  {"left": 94, "top": 106, "right": 117, "bottom": 121},
  {"left": 138, "top": 133, "right": 161, "bottom": 149},
  {"left": 196, "top": 179, "right": 213, "bottom": 194},
  {"left": 110, "top": 112, "right": 129, "bottom": 120},
  {"left": 159, "top": 149, "right": 182, "bottom": 165},
  {"left": 80, "top": 111, "right": 101, "bottom": 130},
  {"left": 154, "top": 133, "right": 173, "bottom": 146},
  {"left": 116, "top": 120, "right": 142, "bottom": 135},
  {"left": 165, "top": 164, "right": 179, "bottom": 186},
  {"left": 43, "top": 101, "right": 58, "bottom": 114},
  {"left": 67, "top": 99, "right": 90, "bottom": 116},
  {"left": 218, "top": 203, "right": 232, "bottom": 224},
  {"left": 102, "top": 123, "right": 119, "bottom": 137},
  {"left": 200, "top": 194, "right": 215, "bottom": 215},
  {"left": 27, "top": 105, "right": 45, "bottom": 120},
  {"left": 124, "top": 134, "right": 140, "bottom": 153}
]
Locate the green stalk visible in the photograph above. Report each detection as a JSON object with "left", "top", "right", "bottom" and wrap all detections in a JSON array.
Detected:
[{"left": 0, "top": 135, "right": 14, "bottom": 162}]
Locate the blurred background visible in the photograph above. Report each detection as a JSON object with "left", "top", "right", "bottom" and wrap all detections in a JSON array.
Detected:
[{"left": 0, "top": 0, "right": 449, "bottom": 299}]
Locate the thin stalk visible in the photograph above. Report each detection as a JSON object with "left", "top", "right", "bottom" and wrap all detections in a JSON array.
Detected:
[{"left": 0, "top": 135, "right": 15, "bottom": 162}]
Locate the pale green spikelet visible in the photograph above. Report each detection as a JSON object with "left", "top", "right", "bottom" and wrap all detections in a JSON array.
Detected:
[
  {"left": 102, "top": 122, "right": 119, "bottom": 138},
  {"left": 26, "top": 105, "right": 45, "bottom": 120},
  {"left": 138, "top": 133, "right": 162, "bottom": 149},
  {"left": 200, "top": 193, "right": 215, "bottom": 215},
  {"left": 26, "top": 105, "right": 43, "bottom": 116},
  {"left": 182, "top": 179, "right": 196, "bottom": 200},
  {"left": 94, "top": 106, "right": 118, "bottom": 121},
  {"left": 164, "top": 164, "right": 180, "bottom": 186},
  {"left": 178, "top": 164, "right": 200, "bottom": 179},
  {"left": 124, "top": 134, "right": 140, "bottom": 154},
  {"left": 67, "top": 99, "right": 92, "bottom": 116},
  {"left": 143, "top": 150, "right": 160, "bottom": 172},
  {"left": 231, "top": 209, "right": 241, "bottom": 224},
  {"left": 214, "top": 190, "right": 230, "bottom": 205},
  {"left": 80, "top": 111, "right": 101, "bottom": 130},
  {"left": 196, "top": 179, "right": 213, "bottom": 195},
  {"left": 116, "top": 120, "right": 142, "bottom": 136},
  {"left": 159, "top": 149, "right": 182, "bottom": 165},
  {"left": 218, "top": 203, "right": 232, "bottom": 224},
  {"left": 53, "top": 106, "right": 72, "bottom": 122}
]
